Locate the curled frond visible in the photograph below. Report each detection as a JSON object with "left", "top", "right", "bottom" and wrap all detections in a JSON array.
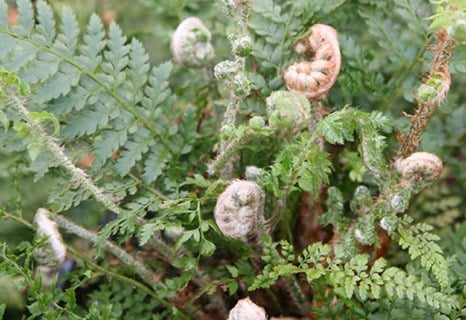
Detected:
[
  {"left": 396, "top": 152, "right": 443, "bottom": 185},
  {"left": 170, "top": 17, "right": 214, "bottom": 68},
  {"left": 33, "top": 208, "right": 66, "bottom": 268},
  {"left": 214, "top": 180, "right": 265, "bottom": 242},
  {"left": 265, "top": 90, "right": 311, "bottom": 137},
  {"left": 283, "top": 24, "right": 341, "bottom": 100},
  {"left": 227, "top": 297, "right": 267, "bottom": 320}
]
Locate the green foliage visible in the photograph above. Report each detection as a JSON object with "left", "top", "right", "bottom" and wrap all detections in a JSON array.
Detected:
[
  {"left": 88, "top": 281, "right": 168, "bottom": 319},
  {"left": 0, "top": 0, "right": 464, "bottom": 319},
  {"left": 316, "top": 107, "right": 390, "bottom": 183},
  {"left": 258, "top": 134, "right": 332, "bottom": 199},
  {"left": 0, "top": 242, "right": 87, "bottom": 320},
  {"left": 396, "top": 215, "right": 451, "bottom": 290},
  {"left": 251, "top": 238, "right": 458, "bottom": 313},
  {"left": 0, "top": 0, "right": 191, "bottom": 203}
]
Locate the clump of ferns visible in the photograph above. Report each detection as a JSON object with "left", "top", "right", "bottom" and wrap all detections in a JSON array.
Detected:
[
  {"left": 1, "top": 0, "right": 464, "bottom": 318},
  {"left": 219, "top": 20, "right": 461, "bottom": 317}
]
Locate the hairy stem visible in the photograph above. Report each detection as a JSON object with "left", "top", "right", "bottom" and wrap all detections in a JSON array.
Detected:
[
  {"left": 213, "top": 1, "right": 252, "bottom": 178},
  {"left": 10, "top": 95, "right": 122, "bottom": 215},
  {"left": 208, "top": 127, "right": 254, "bottom": 177},
  {"left": 47, "top": 211, "right": 158, "bottom": 289},
  {"left": 396, "top": 30, "right": 457, "bottom": 159}
]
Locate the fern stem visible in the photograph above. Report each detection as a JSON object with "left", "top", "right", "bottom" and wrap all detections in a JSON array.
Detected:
[
  {"left": 214, "top": 1, "right": 253, "bottom": 178},
  {"left": 396, "top": 31, "right": 456, "bottom": 159},
  {"left": 208, "top": 126, "right": 254, "bottom": 177},
  {"left": 10, "top": 94, "right": 123, "bottom": 215},
  {"left": 47, "top": 212, "right": 159, "bottom": 289},
  {"left": 1, "top": 209, "right": 34, "bottom": 229}
]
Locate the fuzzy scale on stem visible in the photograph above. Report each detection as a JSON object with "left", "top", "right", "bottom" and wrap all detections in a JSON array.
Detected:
[
  {"left": 208, "top": 126, "right": 254, "bottom": 176},
  {"left": 211, "top": 1, "right": 252, "bottom": 179}
]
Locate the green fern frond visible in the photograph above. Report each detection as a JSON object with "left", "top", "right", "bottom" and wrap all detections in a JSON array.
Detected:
[
  {"left": 251, "top": 239, "right": 458, "bottom": 311},
  {"left": 258, "top": 135, "right": 332, "bottom": 199},
  {"left": 316, "top": 107, "right": 390, "bottom": 184},
  {"left": 0, "top": 0, "right": 184, "bottom": 211},
  {"left": 396, "top": 216, "right": 451, "bottom": 290}
]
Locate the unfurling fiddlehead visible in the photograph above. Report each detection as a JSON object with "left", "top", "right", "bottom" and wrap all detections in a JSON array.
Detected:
[
  {"left": 227, "top": 297, "right": 267, "bottom": 320},
  {"left": 283, "top": 24, "right": 341, "bottom": 100},
  {"left": 396, "top": 30, "right": 456, "bottom": 158},
  {"left": 396, "top": 151, "right": 443, "bottom": 186},
  {"left": 170, "top": 17, "right": 215, "bottom": 68},
  {"left": 214, "top": 180, "right": 265, "bottom": 243},
  {"left": 265, "top": 90, "right": 311, "bottom": 137}
]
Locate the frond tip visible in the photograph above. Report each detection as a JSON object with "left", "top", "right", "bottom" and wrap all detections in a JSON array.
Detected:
[{"left": 265, "top": 90, "right": 311, "bottom": 137}]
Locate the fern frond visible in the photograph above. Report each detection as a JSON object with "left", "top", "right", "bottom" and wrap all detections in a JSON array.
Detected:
[
  {"left": 0, "top": 0, "right": 184, "bottom": 210},
  {"left": 251, "top": 239, "right": 458, "bottom": 311},
  {"left": 259, "top": 134, "right": 331, "bottom": 199},
  {"left": 35, "top": 0, "right": 55, "bottom": 46},
  {"left": 114, "top": 127, "right": 152, "bottom": 177},
  {"left": 316, "top": 107, "right": 390, "bottom": 184},
  {"left": 396, "top": 216, "right": 451, "bottom": 290}
]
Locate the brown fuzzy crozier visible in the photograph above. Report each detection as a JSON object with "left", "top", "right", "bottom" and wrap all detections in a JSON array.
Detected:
[
  {"left": 283, "top": 24, "right": 341, "bottom": 100},
  {"left": 214, "top": 180, "right": 265, "bottom": 242},
  {"left": 396, "top": 152, "right": 443, "bottom": 184}
]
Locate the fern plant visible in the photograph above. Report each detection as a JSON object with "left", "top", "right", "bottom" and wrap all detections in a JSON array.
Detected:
[{"left": 0, "top": 0, "right": 465, "bottom": 319}]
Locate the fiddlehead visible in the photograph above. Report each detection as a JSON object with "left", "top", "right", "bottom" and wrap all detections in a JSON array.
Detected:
[
  {"left": 214, "top": 180, "right": 266, "bottom": 243},
  {"left": 283, "top": 24, "right": 341, "bottom": 100}
]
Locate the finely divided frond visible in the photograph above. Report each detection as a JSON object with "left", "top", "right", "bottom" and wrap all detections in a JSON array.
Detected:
[
  {"left": 114, "top": 127, "right": 152, "bottom": 177},
  {"left": 127, "top": 38, "right": 150, "bottom": 104},
  {"left": 102, "top": 23, "right": 129, "bottom": 91},
  {"left": 397, "top": 218, "right": 451, "bottom": 290},
  {"left": 316, "top": 107, "right": 390, "bottom": 183},
  {"left": 78, "top": 14, "right": 106, "bottom": 72},
  {"left": 54, "top": 7, "right": 79, "bottom": 57}
]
